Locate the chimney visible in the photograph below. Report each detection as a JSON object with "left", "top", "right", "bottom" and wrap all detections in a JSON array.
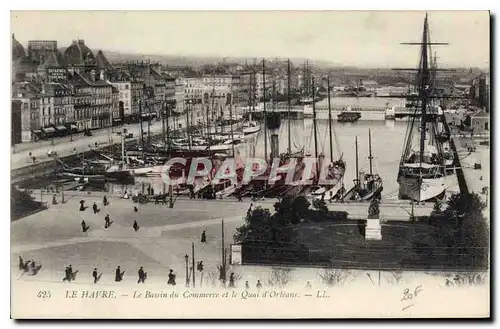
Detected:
[{"left": 90, "top": 70, "right": 96, "bottom": 82}]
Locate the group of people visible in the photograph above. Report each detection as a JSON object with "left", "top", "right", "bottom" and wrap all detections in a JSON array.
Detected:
[
  {"left": 18, "top": 256, "right": 42, "bottom": 276},
  {"left": 62, "top": 265, "right": 78, "bottom": 282},
  {"left": 20, "top": 256, "right": 275, "bottom": 289},
  {"left": 78, "top": 196, "right": 141, "bottom": 233}
]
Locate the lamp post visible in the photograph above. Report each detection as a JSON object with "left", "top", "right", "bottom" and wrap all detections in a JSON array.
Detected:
[{"left": 184, "top": 254, "right": 190, "bottom": 287}]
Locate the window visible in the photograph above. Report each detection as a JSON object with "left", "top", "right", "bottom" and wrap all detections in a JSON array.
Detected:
[{"left": 485, "top": 122, "right": 489, "bottom": 130}]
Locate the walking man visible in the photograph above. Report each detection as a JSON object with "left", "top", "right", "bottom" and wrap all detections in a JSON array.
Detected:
[
  {"left": 228, "top": 272, "right": 235, "bottom": 288},
  {"left": 115, "top": 266, "right": 125, "bottom": 282},
  {"left": 81, "top": 220, "right": 89, "bottom": 233},
  {"left": 92, "top": 268, "right": 99, "bottom": 284},
  {"left": 104, "top": 214, "right": 111, "bottom": 229},
  {"left": 201, "top": 230, "right": 207, "bottom": 243},
  {"left": 137, "top": 267, "right": 146, "bottom": 284},
  {"left": 63, "top": 266, "right": 70, "bottom": 282},
  {"left": 167, "top": 269, "right": 176, "bottom": 286}
]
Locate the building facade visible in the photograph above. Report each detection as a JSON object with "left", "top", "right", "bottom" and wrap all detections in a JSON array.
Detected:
[
  {"left": 12, "top": 82, "right": 41, "bottom": 142},
  {"left": 68, "top": 71, "right": 116, "bottom": 131},
  {"left": 470, "top": 74, "right": 490, "bottom": 113}
]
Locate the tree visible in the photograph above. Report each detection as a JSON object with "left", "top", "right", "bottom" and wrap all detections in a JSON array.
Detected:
[
  {"left": 442, "top": 192, "right": 486, "bottom": 227},
  {"left": 431, "top": 199, "right": 443, "bottom": 217},
  {"left": 234, "top": 199, "right": 309, "bottom": 264},
  {"left": 267, "top": 268, "right": 293, "bottom": 288},
  {"left": 11, "top": 186, "right": 45, "bottom": 221},
  {"left": 318, "top": 269, "right": 352, "bottom": 286},
  {"left": 424, "top": 192, "right": 489, "bottom": 269}
]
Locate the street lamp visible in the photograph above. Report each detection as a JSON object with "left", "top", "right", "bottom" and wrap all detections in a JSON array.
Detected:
[{"left": 184, "top": 254, "right": 190, "bottom": 287}]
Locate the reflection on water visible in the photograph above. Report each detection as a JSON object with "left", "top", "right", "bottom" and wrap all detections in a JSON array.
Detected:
[{"left": 23, "top": 119, "right": 409, "bottom": 200}]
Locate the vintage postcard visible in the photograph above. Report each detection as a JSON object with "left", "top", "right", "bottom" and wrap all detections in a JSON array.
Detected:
[{"left": 10, "top": 10, "right": 490, "bottom": 319}]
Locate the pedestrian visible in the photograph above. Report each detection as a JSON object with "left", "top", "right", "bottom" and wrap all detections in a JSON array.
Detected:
[
  {"left": 93, "top": 202, "right": 99, "bottom": 214},
  {"left": 81, "top": 220, "right": 89, "bottom": 233},
  {"left": 245, "top": 281, "right": 250, "bottom": 289},
  {"left": 103, "top": 195, "right": 108, "bottom": 206},
  {"left": 79, "top": 200, "right": 86, "bottom": 211},
  {"left": 228, "top": 272, "right": 235, "bottom": 288},
  {"left": 167, "top": 269, "right": 176, "bottom": 286},
  {"left": 256, "top": 280, "right": 262, "bottom": 289},
  {"left": 134, "top": 206, "right": 138, "bottom": 213},
  {"left": 63, "top": 266, "right": 70, "bottom": 282},
  {"left": 68, "top": 265, "right": 76, "bottom": 281},
  {"left": 115, "top": 266, "right": 124, "bottom": 282},
  {"left": 52, "top": 194, "right": 57, "bottom": 205},
  {"left": 30, "top": 260, "right": 36, "bottom": 272},
  {"left": 95, "top": 142, "right": 98, "bottom": 148},
  {"left": 18, "top": 256, "right": 24, "bottom": 270},
  {"left": 137, "top": 267, "right": 146, "bottom": 284},
  {"left": 133, "top": 220, "right": 139, "bottom": 232},
  {"left": 151, "top": 187, "right": 154, "bottom": 195},
  {"left": 147, "top": 186, "right": 151, "bottom": 195},
  {"left": 92, "top": 268, "right": 99, "bottom": 284},
  {"left": 201, "top": 230, "right": 206, "bottom": 243},
  {"left": 104, "top": 214, "right": 111, "bottom": 229}
]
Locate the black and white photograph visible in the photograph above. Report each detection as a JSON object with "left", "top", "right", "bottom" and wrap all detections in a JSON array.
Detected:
[{"left": 9, "top": 10, "right": 490, "bottom": 319}]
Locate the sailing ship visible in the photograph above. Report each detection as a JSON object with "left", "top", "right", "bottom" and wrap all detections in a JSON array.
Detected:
[
  {"left": 397, "top": 13, "right": 447, "bottom": 202},
  {"left": 305, "top": 76, "right": 346, "bottom": 201},
  {"left": 340, "top": 130, "right": 383, "bottom": 202}
]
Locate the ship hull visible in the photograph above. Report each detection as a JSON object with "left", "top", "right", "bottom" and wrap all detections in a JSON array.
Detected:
[
  {"left": 398, "top": 175, "right": 446, "bottom": 202},
  {"left": 243, "top": 125, "right": 261, "bottom": 135}
]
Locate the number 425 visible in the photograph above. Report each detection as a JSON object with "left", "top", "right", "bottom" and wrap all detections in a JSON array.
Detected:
[{"left": 37, "top": 291, "right": 51, "bottom": 299}]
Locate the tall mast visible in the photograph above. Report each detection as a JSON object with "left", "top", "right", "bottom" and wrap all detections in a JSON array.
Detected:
[
  {"left": 211, "top": 69, "right": 216, "bottom": 134},
  {"left": 418, "top": 13, "right": 430, "bottom": 167},
  {"left": 287, "top": 59, "right": 292, "bottom": 155},
  {"left": 263, "top": 59, "right": 268, "bottom": 163},
  {"left": 272, "top": 78, "right": 276, "bottom": 114},
  {"left": 396, "top": 12, "right": 449, "bottom": 169},
  {"left": 355, "top": 136, "right": 359, "bottom": 186},
  {"left": 121, "top": 128, "right": 125, "bottom": 167},
  {"left": 252, "top": 58, "right": 256, "bottom": 115},
  {"left": 139, "top": 100, "right": 145, "bottom": 159},
  {"left": 368, "top": 129, "right": 373, "bottom": 175},
  {"left": 312, "top": 77, "right": 318, "bottom": 179},
  {"left": 166, "top": 102, "right": 170, "bottom": 156},
  {"left": 185, "top": 100, "right": 191, "bottom": 150},
  {"left": 327, "top": 76, "right": 333, "bottom": 163},
  {"left": 162, "top": 102, "right": 166, "bottom": 151},
  {"left": 229, "top": 84, "right": 235, "bottom": 157}
]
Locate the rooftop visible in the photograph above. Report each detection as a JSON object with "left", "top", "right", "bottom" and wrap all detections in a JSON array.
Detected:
[{"left": 63, "top": 39, "right": 96, "bottom": 66}]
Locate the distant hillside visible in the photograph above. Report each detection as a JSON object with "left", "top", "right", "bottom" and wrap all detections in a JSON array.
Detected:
[{"left": 96, "top": 50, "right": 338, "bottom": 68}]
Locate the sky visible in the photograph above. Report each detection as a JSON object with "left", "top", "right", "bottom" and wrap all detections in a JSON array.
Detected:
[{"left": 11, "top": 11, "right": 490, "bottom": 68}]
